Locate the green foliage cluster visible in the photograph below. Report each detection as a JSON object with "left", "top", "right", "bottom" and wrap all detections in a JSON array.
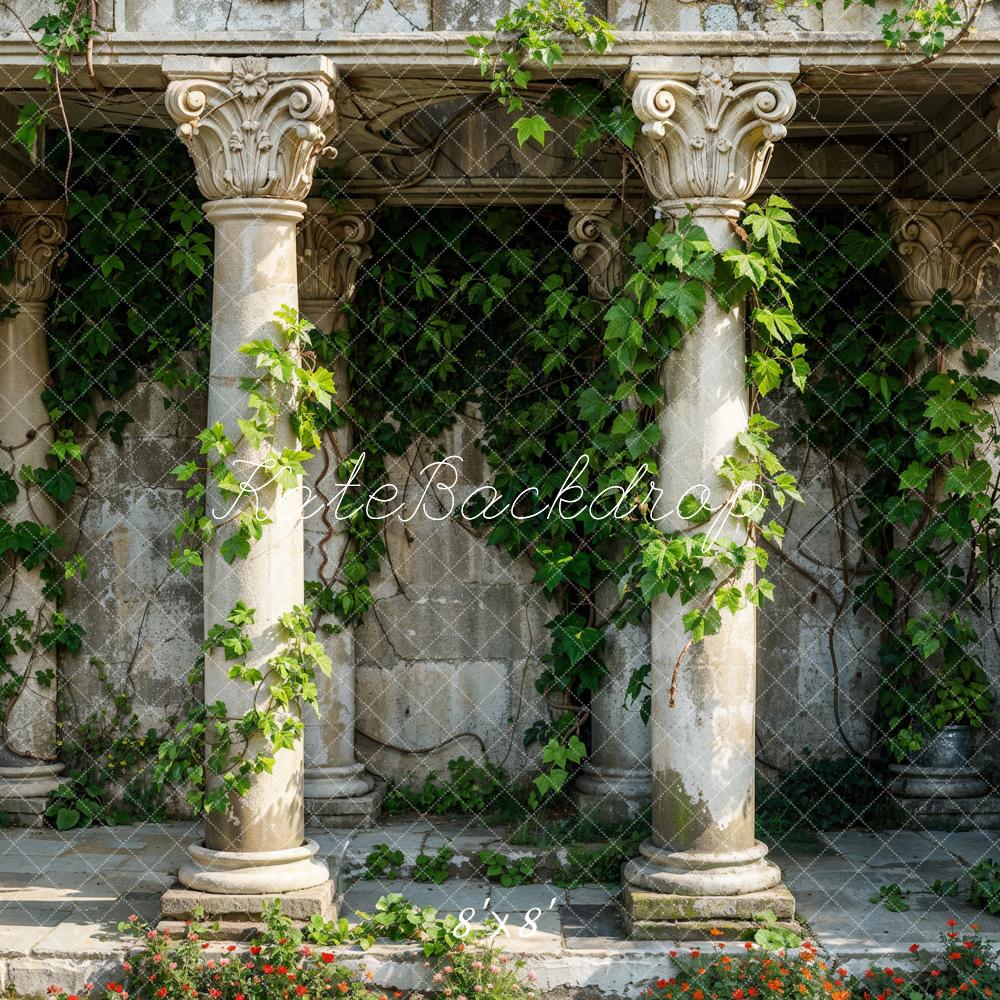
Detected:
[
  {"left": 306, "top": 891, "right": 486, "bottom": 958},
  {"left": 414, "top": 845, "right": 455, "bottom": 883},
  {"left": 384, "top": 756, "right": 513, "bottom": 816},
  {"left": 466, "top": 0, "right": 615, "bottom": 149},
  {"left": 968, "top": 858, "right": 1000, "bottom": 915},
  {"left": 756, "top": 754, "right": 901, "bottom": 840},
  {"left": 479, "top": 848, "right": 537, "bottom": 886},
  {"left": 363, "top": 842, "right": 405, "bottom": 879}
]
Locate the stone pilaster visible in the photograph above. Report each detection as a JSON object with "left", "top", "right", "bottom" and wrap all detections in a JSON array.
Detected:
[
  {"left": 0, "top": 199, "right": 67, "bottom": 827},
  {"left": 621, "top": 56, "right": 798, "bottom": 935},
  {"left": 565, "top": 198, "right": 651, "bottom": 825},
  {"left": 298, "top": 198, "right": 383, "bottom": 827},
  {"left": 163, "top": 55, "right": 337, "bottom": 902},
  {"left": 886, "top": 199, "right": 1000, "bottom": 830}
]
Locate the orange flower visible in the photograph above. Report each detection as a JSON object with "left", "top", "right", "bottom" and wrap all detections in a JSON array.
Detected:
[
  {"left": 336, "top": 983, "right": 348, "bottom": 995},
  {"left": 710, "top": 929, "right": 723, "bottom": 937}
]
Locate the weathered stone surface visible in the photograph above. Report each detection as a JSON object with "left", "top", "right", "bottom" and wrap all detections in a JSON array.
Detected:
[
  {"left": 306, "top": 782, "right": 386, "bottom": 827},
  {"left": 628, "top": 918, "right": 802, "bottom": 942},
  {"left": 161, "top": 879, "right": 336, "bottom": 921},
  {"left": 622, "top": 884, "right": 796, "bottom": 923}
]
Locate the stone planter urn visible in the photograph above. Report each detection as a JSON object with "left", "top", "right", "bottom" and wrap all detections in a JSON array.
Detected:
[{"left": 890, "top": 724, "right": 1000, "bottom": 830}]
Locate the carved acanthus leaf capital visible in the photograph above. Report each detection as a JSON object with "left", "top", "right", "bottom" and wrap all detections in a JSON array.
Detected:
[
  {"left": 0, "top": 200, "right": 68, "bottom": 305},
  {"left": 888, "top": 199, "right": 1000, "bottom": 309},
  {"left": 298, "top": 199, "right": 376, "bottom": 332},
  {"left": 629, "top": 64, "right": 796, "bottom": 211},
  {"left": 566, "top": 198, "right": 625, "bottom": 301},
  {"left": 164, "top": 56, "right": 338, "bottom": 202}
]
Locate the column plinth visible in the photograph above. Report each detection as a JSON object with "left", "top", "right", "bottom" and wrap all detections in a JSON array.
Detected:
[
  {"left": 164, "top": 56, "right": 338, "bottom": 900},
  {"left": 621, "top": 58, "right": 797, "bottom": 935},
  {"left": 0, "top": 201, "right": 67, "bottom": 827}
]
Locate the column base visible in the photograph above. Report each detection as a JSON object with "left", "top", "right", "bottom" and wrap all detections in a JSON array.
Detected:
[
  {"left": 306, "top": 777, "right": 386, "bottom": 828},
  {"left": 178, "top": 838, "right": 330, "bottom": 894},
  {"left": 622, "top": 883, "right": 797, "bottom": 939},
  {"left": 572, "top": 766, "right": 651, "bottom": 826},
  {"left": 0, "top": 762, "right": 63, "bottom": 827},
  {"left": 624, "top": 839, "right": 782, "bottom": 896}
]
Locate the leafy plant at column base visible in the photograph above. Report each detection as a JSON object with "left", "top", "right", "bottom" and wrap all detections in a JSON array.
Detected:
[{"left": 153, "top": 602, "right": 332, "bottom": 815}]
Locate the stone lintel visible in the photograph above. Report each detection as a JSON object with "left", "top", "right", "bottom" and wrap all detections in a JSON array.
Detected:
[
  {"left": 161, "top": 878, "right": 337, "bottom": 922},
  {"left": 622, "top": 883, "right": 796, "bottom": 923},
  {"left": 625, "top": 54, "right": 800, "bottom": 89}
]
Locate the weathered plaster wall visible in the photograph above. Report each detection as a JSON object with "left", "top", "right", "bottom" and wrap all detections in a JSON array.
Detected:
[{"left": 59, "top": 379, "right": 205, "bottom": 746}]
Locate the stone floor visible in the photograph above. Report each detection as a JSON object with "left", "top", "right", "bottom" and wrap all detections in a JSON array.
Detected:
[{"left": 1, "top": 820, "right": 1000, "bottom": 997}]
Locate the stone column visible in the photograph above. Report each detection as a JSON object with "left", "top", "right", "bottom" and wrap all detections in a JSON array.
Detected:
[
  {"left": 885, "top": 199, "right": 1000, "bottom": 830},
  {"left": 620, "top": 57, "right": 798, "bottom": 935},
  {"left": 0, "top": 200, "right": 67, "bottom": 828},
  {"left": 298, "top": 198, "right": 382, "bottom": 827},
  {"left": 565, "top": 198, "right": 652, "bottom": 826},
  {"left": 163, "top": 56, "right": 337, "bottom": 900}
]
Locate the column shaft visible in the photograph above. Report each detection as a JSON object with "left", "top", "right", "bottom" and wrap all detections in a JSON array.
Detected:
[{"left": 202, "top": 199, "right": 307, "bottom": 857}]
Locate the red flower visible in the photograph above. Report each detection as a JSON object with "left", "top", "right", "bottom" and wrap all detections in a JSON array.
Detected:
[
  {"left": 156, "top": 991, "right": 166, "bottom": 998},
  {"left": 263, "top": 965, "right": 275, "bottom": 974},
  {"left": 659, "top": 982, "right": 669, "bottom": 990},
  {"left": 948, "top": 920, "right": 958, "bottom": 927},
  {"left": 250, "top": 946, "right": 261, "bottom": 956},
  {"left": 909, "top": 945, "right": 920, "bottom": 954},
  {"left": 320, "top": 953, "right": 335, "bottom": 964}
]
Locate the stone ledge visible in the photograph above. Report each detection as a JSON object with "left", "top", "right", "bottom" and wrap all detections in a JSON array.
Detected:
[
  {"left": 894, "top": 794, "right": 1000, "bottom": 831},
  {"left": 620, "top": 884, "right": 795, "bottom": 924},
  {"left": 161, "top": 879, "right": 336, "bottom": 923}
]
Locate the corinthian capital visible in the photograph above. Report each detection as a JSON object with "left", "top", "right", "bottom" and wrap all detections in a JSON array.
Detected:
[
  {"left": 0, "top": 199, "right": 67, "bottom": 305},
  {"left": 163, "top": 56, "right": 337, "bottom": 202},
  {"left": 627, "top": 57, "right": 797, "bottom": 214},
  {"left": 566, "top": 198, "right": 625, "bottom": 301},
  {"left": 298, "top": 199, "right": 376, "bottom": 333},
  {"left": 888, "top": 199, "right": 1000, "bottom": 309}
]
